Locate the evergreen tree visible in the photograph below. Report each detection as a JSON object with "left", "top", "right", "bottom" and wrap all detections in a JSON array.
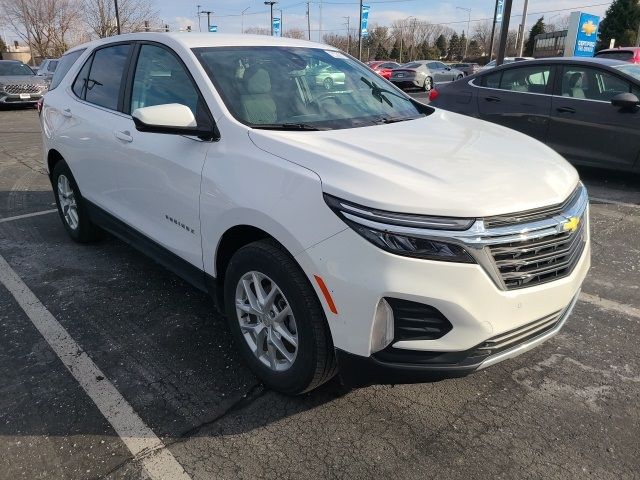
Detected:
[
  {"left": 447, "top": 33, "right": 461, "bottom": 60},
  {"left": 375, "top": 43, "right": 389, "bottom": 60},
  {"left": 467, "top": 39, "right": 482, "bottom": 58},
  {"left": 524, "top": 17, "right": 545, "bottom": 56},
  {"left": 435, "top": 34, "right": 447, "bottom": 58},
  {"left": 598, "top": 0, "right": 640, "bottom": 49},
  {"left": 459, "top": 31, "right": 468, "bottom": 59},
  {"left": 390, "top": 39, "right": 400, "bottom": 61}
]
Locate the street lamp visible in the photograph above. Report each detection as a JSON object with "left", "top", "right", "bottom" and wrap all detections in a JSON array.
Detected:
[
  {"left": 241, "top": 7, "right": 250, "bottom": 34},
  {"left": 201, "top": 10, "right": 213, "bottom": 32},
  {"left": 456, "top": 6, "right": 471, "bottom": 60},
  {"left": 264, "top": 1, "right": 277, "bottom": 36}
]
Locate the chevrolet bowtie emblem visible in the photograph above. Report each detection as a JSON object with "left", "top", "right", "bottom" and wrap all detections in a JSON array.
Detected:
[
  {"left": 563, "top": 216, "right": 581, "bottom": 233},
  {"left": 581, "top": 20, "right": 597, "bottom": 36}
]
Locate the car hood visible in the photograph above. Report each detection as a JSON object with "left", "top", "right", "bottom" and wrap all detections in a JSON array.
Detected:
[
  {"left": 247, "top": 109, "right": 579, "bottom": 218},
  {"left": 0, "top": 75, "right": 45, "bottom": 85}
]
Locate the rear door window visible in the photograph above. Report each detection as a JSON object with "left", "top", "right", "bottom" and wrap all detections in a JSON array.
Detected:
[
  {"left": 595, "top": 50, "right": 634, "bottom": 62},
  {"left": 83, "top": 44, "right": 132, "bottom": 110},
  {"left": 494, "top": 65, "right": 551, "bottom": 93},
  {"left": 49, "top": 49, "right": 85, "bottom": 90}
]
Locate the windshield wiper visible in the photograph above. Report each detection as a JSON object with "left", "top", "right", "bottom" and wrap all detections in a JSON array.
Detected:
[
  {"left": 252, "top": 123, "right": 329, "bottom": 131},
  {"left": 374, "top": 115, "right": 423, "bottom": 125}
]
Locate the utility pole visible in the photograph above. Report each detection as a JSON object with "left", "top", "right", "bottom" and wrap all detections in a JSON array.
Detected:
[
  {"left": 496, "top": 0, "right": 513, "bottom": 66},
  {"left": 457, "top": 7, "right": 471, "bottom": 60},
  {"left": 489, "top": 0, "right": 499, "bottom": 61},
  {"left": 358, "top": 0, "right": 363, "bottom": 60},
  {"left": 201, "top": 11, "right": 213, "bottom": 31},
  {"left": 114, "top": 0, "right": 121, "bottom": 35},
  {"left": 241, "top": 7, "right": 250, "bottom": 34},
  {"left": 318, "top": 0, "right": 323, "bottom": 42},
  {"left": 264, "top": 2, "right": 277, "bottom": 36},
  {"left": 197, "top": 5, "right": 202, "bottom": 32},
  {"left": 518, "top": 0, "right": 529, "bottom": 57},
  {"left": 306, "top": 2, "right": 311, "bottom": 40},
  {"left": 280, "top": 9, "right": 283, "bottom": 33},
  {"left": 343, "top": 16, "right": 350, "bottom": 55}
]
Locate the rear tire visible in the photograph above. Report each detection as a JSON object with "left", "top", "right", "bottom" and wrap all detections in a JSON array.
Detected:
[
  {"left": 423, "top": 76, "right": 433, "bottom": 91},
  {"left": 51, "top": 160, "right": 100, "bottom": 243},
  {"left": 456, "top": 74, "right": 463, "bottom": 80},
  {"left": 224, "top": 239, "right": 337, "bottom": 395}
]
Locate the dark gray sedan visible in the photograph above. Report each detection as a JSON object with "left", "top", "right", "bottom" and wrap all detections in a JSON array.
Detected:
[{"left": 430, "top": 57, "right": 640, "bottom": 172}]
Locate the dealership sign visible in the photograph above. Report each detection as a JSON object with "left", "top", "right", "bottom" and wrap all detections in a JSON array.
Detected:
[{"left": 564, "top": 11, "right": 600, "bottom": 57}]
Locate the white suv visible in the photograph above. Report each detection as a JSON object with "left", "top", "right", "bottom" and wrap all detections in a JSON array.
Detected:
[{"left": 40, "top": 33, "right": 590, "bottom": 394}]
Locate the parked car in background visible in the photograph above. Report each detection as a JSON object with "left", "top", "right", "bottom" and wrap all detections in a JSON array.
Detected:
[
  {"left": 449, "top": 62, "right": 480, "bottom": 76},
  {"left": 479, "top": 57, "right": 534, "bottom": 71},
  {"left": 366, "top": 60, "right": 401, "bottom": 79},
  {"left": 36, "top": 58, "right": 60, "bottom": 82},
  {"left": 0, "top": 60, "right": 48, "bottom": 106},
  {"left": 390, "top": 60, "right": 463, "bottom": 91},
  {"left": 41, "top": 33, "right": 589, "bottom": 393},
  {"left": 307, "top": 64, "right": 346, "bottom": 89},
  {"left": 429, "top": 57, "right": 640, "bottom": 172},
  {"left": 595, "top": 47, "right": 640, "bottom": 63}
]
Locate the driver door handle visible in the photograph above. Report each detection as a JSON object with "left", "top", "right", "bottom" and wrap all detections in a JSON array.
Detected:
[
  {"left": 62, "top": 107, "right": 72, "bottom": 118},
  {"left": 114, "top": 130, "right": 133, "bottom": 142},
  {"left": 485, "top": 96, "right": 501, "bottom": 102},
  {"left": 556, "top": 106, "right": 576, "bottom": 114}
]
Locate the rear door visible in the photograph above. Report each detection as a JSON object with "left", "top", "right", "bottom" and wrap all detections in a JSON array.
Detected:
[
  {"left": 548, "top": 64, "right": 640, "bottom": 169},
  {"left": 428, "top": 62, "right": 446, "bottom": 82},
  {"left": 476, "top": 64, "right": 554, "bottom": 142}
]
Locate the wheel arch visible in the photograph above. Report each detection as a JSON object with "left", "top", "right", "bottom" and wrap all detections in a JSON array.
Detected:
[{"left": 47, "top": 149, "right": 65, "bottom": 178}]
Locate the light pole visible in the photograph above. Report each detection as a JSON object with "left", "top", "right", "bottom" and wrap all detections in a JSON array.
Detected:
[
  {"left": 358, "top": 0, "right": 363, "bottom": 60},
  {"left": 264, "top": 1, "right": 277, "bottom": 36},
  {"left": 114, "top": 0, "right": 121, "bottom": 35},
  {"left": 241, "top": 7, "right": 250, "bottom": 33},
  {"left": 456, "top": 7, "right": 471, "bottom": 60},
  {"left": 343, "top": 16, "right": 350, "bottom": 55},
  {"left": 517, "top": 0, "right": 529, "bottom": 57},
  {"left": 197, "top": 5, "right": 202, "bottom": 32},
  {"left": 306, "top": 2, "right": 311, "bottom": 40},
  {"left": 202, "top": 10, "right": 213, "bottom": 32}
]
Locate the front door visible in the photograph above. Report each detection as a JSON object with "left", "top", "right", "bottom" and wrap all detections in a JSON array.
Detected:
[
  {"left": 548, "top": 65, "right": 640, "bottom": 169},
  {"left": 476, "top": 64, "right": 554, "bottom": 142},
  {"left": 114, "top": 43, "right": 215, "bottom": 269}
]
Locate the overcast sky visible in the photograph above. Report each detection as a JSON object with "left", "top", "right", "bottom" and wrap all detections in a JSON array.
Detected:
[{"left": 167, "top": 0, "right": 611, "bottom": 39}]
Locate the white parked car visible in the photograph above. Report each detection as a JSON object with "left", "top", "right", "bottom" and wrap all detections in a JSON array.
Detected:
[
  {"left": 479, "top": 56, "right": 535, "bottom": 71},
  {"left": 40, "top": 33, "right": 590, "bottom": 394}
]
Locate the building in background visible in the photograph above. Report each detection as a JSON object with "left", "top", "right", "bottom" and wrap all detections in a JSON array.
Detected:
[{"left": 533, "top": 11, "right": 600, "bottom": 59}]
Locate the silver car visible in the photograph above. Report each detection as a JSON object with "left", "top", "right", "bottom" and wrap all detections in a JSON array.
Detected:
[
  {"left": 36, "top": 58, "right": 60, "bottom": 83},
  {"left": 0, "top": 60, "right": 48, "bottom": 105},
  {"left": 390, "top": 60, "right": 464, "bottom": 91}
]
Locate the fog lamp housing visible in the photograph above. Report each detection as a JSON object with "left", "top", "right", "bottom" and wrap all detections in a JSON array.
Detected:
[{"left": 371, "top": 298, "right": 394, "bottom": 353}]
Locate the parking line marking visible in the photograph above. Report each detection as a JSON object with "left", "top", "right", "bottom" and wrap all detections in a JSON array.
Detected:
[
  {"left": 0, "top": 209, "right": 57, "bottom": 224},
  {"left": 579, "top": 292, "right": 640, "bottom": 320},
  {"left": 590, "top": 197, "right": 640, "bottom": 210},
  {"left": 0, "top": 254, "right": 192, "bottom": 480}
]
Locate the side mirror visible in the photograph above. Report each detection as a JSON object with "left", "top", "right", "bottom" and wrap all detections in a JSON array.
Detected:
[
  {"left": 611, "top": 92, "right": 639, "bottom": 111},
  {"left": 132, "top": 103, "right": 217, "bottom": 140},
  {"left": 445, "top": 66, "right": 451, "bottom": 71}
]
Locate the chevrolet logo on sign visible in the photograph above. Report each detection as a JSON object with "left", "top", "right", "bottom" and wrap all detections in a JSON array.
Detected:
[
  {"left": 562, "top": 216, "right": 581, "bottom": 233},
  {"left": 581, "top": 20, "right": 598, "bottom": 36}
]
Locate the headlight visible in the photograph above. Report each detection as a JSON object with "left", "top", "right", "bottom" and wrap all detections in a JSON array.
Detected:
[{"left": 324, "top": 194, "right": 476, "bottom": 263}]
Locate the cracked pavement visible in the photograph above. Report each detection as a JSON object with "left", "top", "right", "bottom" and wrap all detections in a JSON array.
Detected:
[{"left": 0, "top": 108, "right": 638, "bottom": 479}]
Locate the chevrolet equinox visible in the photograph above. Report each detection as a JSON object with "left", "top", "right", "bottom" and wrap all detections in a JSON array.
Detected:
[{"left": 40, "top": 33, "right": 590, "bottom": 394}]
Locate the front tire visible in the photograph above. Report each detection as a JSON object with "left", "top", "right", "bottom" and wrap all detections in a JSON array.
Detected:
[
  {"left": 51, "top": 160, "right": 100, "bottom": 243},
  {"left": 224, "top": 239, "right": 337, "bottom": 394},
  {"left": 423, "top": 76, "right": 433, "bottom": 91},
  {"left": 456, "top": 74, "right": 463, "bottom": 80}
]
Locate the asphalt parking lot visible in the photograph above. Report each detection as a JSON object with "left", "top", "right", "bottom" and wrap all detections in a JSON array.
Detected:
[{"left": 1, "top": 106, "right": 639, "bottom": 480}]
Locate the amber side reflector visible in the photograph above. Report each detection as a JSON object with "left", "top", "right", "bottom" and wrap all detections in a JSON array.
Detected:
[{"left": 313, "top": 275, "right": 338, "bottom": 315}]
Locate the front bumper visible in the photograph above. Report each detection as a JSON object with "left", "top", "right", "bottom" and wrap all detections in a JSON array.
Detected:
[
  {"left": 336, "top": 291, "right": 580, "bottom": 387},
  {"left": 0, "top": 92, "right": 44, "bottom": 104}
]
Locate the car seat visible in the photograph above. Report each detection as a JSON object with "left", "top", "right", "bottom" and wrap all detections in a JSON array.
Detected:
[
  {"left": 240, "top": 67, "right": 277, "bottom": 124},
  {"left": 563, "top": 72, "right": 585, "bottom": 98}
]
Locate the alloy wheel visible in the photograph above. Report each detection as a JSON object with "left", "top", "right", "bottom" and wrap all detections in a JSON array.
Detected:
[
  {"left": 57, "top": 174, "right": 79, "bottom": 230},
  {"left": 235, "top": 271, "right": 298, "bottom": 372}
]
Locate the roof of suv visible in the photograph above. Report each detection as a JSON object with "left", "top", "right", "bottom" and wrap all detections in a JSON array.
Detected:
[{"left": 66, "top": 32, "right": 326, "bottom": 55}]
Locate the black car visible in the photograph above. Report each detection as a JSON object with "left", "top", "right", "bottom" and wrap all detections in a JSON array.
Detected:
[{"left": 429, "top": 57, "right": 640, "bottom": 172}]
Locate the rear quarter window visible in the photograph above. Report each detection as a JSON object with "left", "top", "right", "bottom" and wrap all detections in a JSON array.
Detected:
[{"left": 49, "top": 49, "right": 86, "bottom": 90}]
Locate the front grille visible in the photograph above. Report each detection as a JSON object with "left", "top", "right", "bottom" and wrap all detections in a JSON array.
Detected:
[
  {"left": 3, "top": 84, "right": 41, "bottom": 94},
  {"left": 484, "top": 186, "right": 581, "bottom": 228},
  {"left": 488, "top": 219, "right": 586, "bottom": 289}
]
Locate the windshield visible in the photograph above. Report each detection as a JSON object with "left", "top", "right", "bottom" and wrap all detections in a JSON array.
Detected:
[
  {"left": 0, "top": 62, "right": 34, "bottom": 76},
  {"left": 193, "top": 46, "right": 427, "bottom": 130},
  {"left": 614, "top": 63, "right": 640, "bottom": 81}
]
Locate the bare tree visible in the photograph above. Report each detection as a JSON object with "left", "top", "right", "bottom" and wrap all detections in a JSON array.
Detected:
[
  {"left": 1, "top": 0, "right": 83, "bottom": 59},
  {"left": 245, "top": 26, "right": 270, "bottom": 36},
  {"left": 284, "top": 28, "right": 306, "bottom": 40},
  {"left": 83, "top": 0, "right": 158, "bottom": 38},
  {"left": 471, "top": 20, "right": 493, "bottom": 55}
]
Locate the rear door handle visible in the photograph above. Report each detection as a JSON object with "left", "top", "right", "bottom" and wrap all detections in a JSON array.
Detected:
[
  {"left": 114, "top": 130, "right": 133, "bottom": 142},
  {"left": 62, "top": 107, "right": 72, "bottom": 118},
  {"left": 556, "top": 106, "right": 576, "bottom": 114},
  {"left": 485, "top": 96, "right": 501, "bottom": 102}
]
